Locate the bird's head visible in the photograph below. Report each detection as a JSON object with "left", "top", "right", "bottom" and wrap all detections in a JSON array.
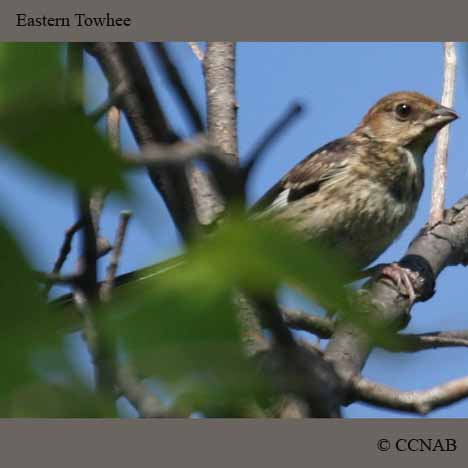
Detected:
[{"left": 355, "top": 91, "right": 458, "bottom": 152}]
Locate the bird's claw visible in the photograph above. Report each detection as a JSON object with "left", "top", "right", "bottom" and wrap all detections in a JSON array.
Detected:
[{"left": 377, "top": 263, "right": 418, "bottom": 303}]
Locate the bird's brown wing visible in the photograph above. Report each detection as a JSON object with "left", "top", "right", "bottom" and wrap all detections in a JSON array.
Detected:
[{"left": 251, "top": 137, "right": 353, "bottom": 213}]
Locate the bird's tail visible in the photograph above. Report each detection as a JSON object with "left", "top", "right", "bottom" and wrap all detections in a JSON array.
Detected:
[{"left": 50, "top": 254, "right": 185, "bottom": 309}]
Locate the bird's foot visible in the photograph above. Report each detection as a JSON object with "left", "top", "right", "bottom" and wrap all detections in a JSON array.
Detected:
[{"left": 376, "top": 262, "right": 418, "bottom": 303}]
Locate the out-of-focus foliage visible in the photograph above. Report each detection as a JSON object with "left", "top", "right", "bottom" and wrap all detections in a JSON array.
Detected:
[
  {"left": 0, "top": 43, "right": 124, "bottom": 191},
  {"left": 0, "top": 202, "right": 384, "bottom": 416},
  {"left": 101, "top": 217, "right": 355, "bottom": 414},
  {"left": 0, "top": 223, "right": 115, "bottom": 416},
  {"left": 10, "top": 381, "right": 117, "bottom": 417},
  {"left": 0, "top": 43, "right": 395, "bottom": 418}
]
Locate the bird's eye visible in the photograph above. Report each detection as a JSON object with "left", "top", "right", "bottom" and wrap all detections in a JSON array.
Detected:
[{"left": 395, "top": 103, "right": 412, "bottom": 120}]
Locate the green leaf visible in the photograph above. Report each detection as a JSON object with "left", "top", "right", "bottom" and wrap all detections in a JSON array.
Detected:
[
  {"left": 102, "top": 248, "right": 268, "bottom": 412},
  {"left": 101, "top": 215, "right": 396, "bottom": 415},
  {"left": 9, "top": 381, "right": 117, "bottom": 418},
  {"left": 0, "top": 223, "right": 68, "bottom": 407},
  {"left": 0, "top": 43, "right": 124, "bottom": 191},
  {"left": 101, "top": 217, "right": 356, "bottom": 413},
  {"left": 189, "top": 216, "right": 355, "bottom": 313},
  {"left": 107, "top": 264, "right": 250, "bottom": 383}
]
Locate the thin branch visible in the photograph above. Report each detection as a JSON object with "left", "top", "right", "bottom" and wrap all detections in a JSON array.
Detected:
[
  {"left": 84, "top": 42, "right": 198, "bottom": 240},
  {"left": 429, "top": 42, "right": 457, "bottom": 225},
  {"left": 122, "top": 135, "right": 217, "bottom": 167},
  {"left": 90, "top": 208, "right": 167, "bottom": 417},
  {"left": 152, "top": 42, "right": 205, "bottom": 133},
  {"left": 88, "top": 82, "right": 127, "bottom": 123},
  {"left": 88, "top": 96, "right": 121, "bottom": 263},
  {"left": 85, "top": 43, "right": 176, "bottom": 144},
  {"left": 281, "top": 308, "right": 334, "bottom": 339},
  {"left": 107, "top": 105, "right": 121, "bottom": 151},
  {"left": 384, "top": 330, "right": 468, "bottom": 352},
  {"left": 73, "top": 193, "right": 116, "bottom": 397},
  {"left": 243, "top": 103, "right": 303, "bottom": 175},
  {"left": 95, "top": 211, "right": 167, "bottom": 417},
  {"left": 100, "top": 211, "right": 132, "bottom": 302},
  {"left": 351, "top": 375, "right": 468, "bottom": 415},
  {"left": 254, "top": 297, "right": 297, "bottom": 349},
  {"left": 188, "top": 42, "right": 205, "bottom": 62},
  {"left": 248, "top": 296, "right": 342, "bottom": 418},
  {"left": 36, "top": 271, "right": 82, "bottom": 286},
  {"left": 116, "top": 366, "right": 170, "bottom": 418},
  {"left": 89, "top": 189, "right": 111, "bottom": 258},
  {"left": 43, "top": 219, "right": 83, "bottom": 295},
  {"left": 45, "top": 44, "right": 90, "bottom": 297}
]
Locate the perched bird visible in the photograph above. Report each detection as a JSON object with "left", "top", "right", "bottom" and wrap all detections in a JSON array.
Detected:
[
  {"left": 253, "top": 91, "right": 458, "bottom": 298},
  {"left": 53, "top": 91, "right": 458, "bottom": 307}
]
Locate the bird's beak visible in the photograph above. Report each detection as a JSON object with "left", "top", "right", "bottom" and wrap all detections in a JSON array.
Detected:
[{"left": 425, "top": 105, "right": 459, "bottom": 129}]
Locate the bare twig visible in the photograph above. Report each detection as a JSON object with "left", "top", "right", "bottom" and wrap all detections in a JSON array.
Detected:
[
  {"left": 351, "top": 375, "right": 468, "bottom": 415},
  {"left": 96, "top": 211, "right": 167, "bottom": 417},
  {"left": 36, "top": 271, "right": 82, "bottom": 286},
  {"left": 43, "top": 219, "right": 83, "bottom": 295},
  {"left": 188, "top": 42, "right": 205, "bottom": 62},
  {"left": 85, "top": 43, "right": 176, "bottom": 144},
  {"left": 116, "top": 366, "right": 170, "bottom": 418},
  {"left": 100, "top": 211, "right": 132, "bottom": 302},
  {"left": 71, "top": 43, "right": 114, "bottom": 393},
  {"left": 281, "top": 308, "right": 334, "bottom": 339},
  {"left": 243, "top": 103, "right": 303, "bottom": 175},
  {"left": 74, "top": 194, "right": 116, "bottom": 396},
  {"left": 85, "top": 42, "right": 198, "bottom": 239},
  {"left": 123, "top": 135, "right": 217, "bottom": 167},
  {"left": 85, "top": 99, "right": 121, "bottom": 265},
  {"left": 89, "top": 189, "right": 111, "bottom": 256},
  {"left": 88, "top": 82, "right": 127, "bottom": 123},
  {"left": 152, "top": 42, "right": 205, "bottom": 133},
  {"left": 429, "top": 42, "right": 457, "bottom": 225},
  {"left": 44, "top": 45, "right": 90, "bottom": 297},
  {"left": 107, "top": 105, "right": 121, "bottom": 151},
  {"left": 385, "top": 330, "right": 468, "bottom": 352},
  {"left": 93, "top": 209, "right": 168, "bottom": 417},
  {"left": 77, "top": 195, "right": 98, "bottom": 297}
]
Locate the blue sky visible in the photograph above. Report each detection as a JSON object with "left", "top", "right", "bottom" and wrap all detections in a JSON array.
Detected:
[{"left": 1, "top": 42, "right": 468, "bottom": 418}]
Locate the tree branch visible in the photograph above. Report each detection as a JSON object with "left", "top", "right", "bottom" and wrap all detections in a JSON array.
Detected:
[
  {"left": 385, "top": 330, "right": 468, "bottom": 352},
  {"left": 116, "top": 366, "right": 172, "bottom": 418},
  {"left": 152, "top": 42, "right": 204, "bottom": 133},
  {"left": 76, "top": 194, "right": 118, "bottom": 396},
  {"left": 88, "top": 82, "right": 127, "bottom": 123},
  {"left": 282, "top": 308, "right": 334, "bottom": 339},
  {"left": 188, "top": 42, "right": 205, "bottom": 62},
  {"left": 43, "top": 219, "right": 83, "bottom": 295},
  {"left": 84, "top": 42, "right": 198, "bottom": 240},
  {"left": 243, "top": 103, "right": 303, "bottom": 175},
  {"left": 326, "top": 195, "right": 468, "bottom": 384},
  {"left": 100, "top": 211, "right": 132, "bottom": 302},
  {"left": 97, "top": 212, "right": 167, "bottom": 417},
  {"left": 351, "top": 375, "right": 468, "bottom": 415},
  {"left": 204, "top": 42, "right": 238, "bottom": 163},
  {"left": 429, "top": 42, "right": 457, "bottom": 225}
]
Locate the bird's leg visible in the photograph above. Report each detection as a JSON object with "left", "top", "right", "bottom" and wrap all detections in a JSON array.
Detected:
[{"left": 364, "top": 263, "right": 418, "bottom": 303}]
